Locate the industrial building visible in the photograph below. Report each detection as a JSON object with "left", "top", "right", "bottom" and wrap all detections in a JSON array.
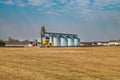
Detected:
[{"left": 40, "top": 26, "right": 80, "bottom": 47}]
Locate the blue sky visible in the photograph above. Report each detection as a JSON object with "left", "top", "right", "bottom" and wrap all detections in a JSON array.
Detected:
[{"left": 0, "top": 0, "right": 120, "bottom": 41}]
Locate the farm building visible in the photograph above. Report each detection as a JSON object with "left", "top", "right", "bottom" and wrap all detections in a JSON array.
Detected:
[{"left": 40, "top": 26, "right": 80, "bottom": 47}]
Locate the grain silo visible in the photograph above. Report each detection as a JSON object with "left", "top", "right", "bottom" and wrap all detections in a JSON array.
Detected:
[
  {"left": 53, "top": 35, "right": 60, "bottom": 46},
  {"left": 40, "top": 26, "right": 80, "bottom": 47},
  {"left": 74, "top": 36, "right": 80, "bottom": 46},
  {"left": 60, "top": 35, "right": 68, "bottom": 46},
  {"left": 49, "top": 36, "right": 53, "bottom": 43},
  {"left": 67, "top": 36, "right": 74, "bottom": 46}
]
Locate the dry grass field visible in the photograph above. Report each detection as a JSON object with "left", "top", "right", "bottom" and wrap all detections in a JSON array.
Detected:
[{"left": 0, "top": 47, "right": 120, "bottom": 80}]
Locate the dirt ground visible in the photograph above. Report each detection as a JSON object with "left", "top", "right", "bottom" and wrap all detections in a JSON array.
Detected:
[{"left": 0, "top": 47, "right": 120, "bottom": 80}]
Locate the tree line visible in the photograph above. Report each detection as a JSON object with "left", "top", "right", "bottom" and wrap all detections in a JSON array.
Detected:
[{"left": 0, "top": 40, "right": 5, "bottom": 47}]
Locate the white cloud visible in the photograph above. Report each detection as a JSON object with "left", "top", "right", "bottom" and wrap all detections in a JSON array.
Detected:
[
  {"left": 76, "top": 0, "right": 90, "bottom": 6},
  {"left": 92, "top": 0, "right": 120, "bottom": 10},
  {"left": 5, "top": 0, "right": 14, "bottom": 5},
  {"left": 0, "top": 0, "right": 14, "bottom": 5},
  {"left": 69, "top": 0, "right": 76, "bottom": 6},
  {"left": 0, "top": 0, "right": 26, "bottom": 7},
  {"left": 0, "top": 0, "right": 119, "bottom": 16},
  {"left": 14, "top": 0, "right": 26, "bottom": 7},
  {"left": 17, "top": 3, "right": 25, "bottom": 7},
  {"left": 45, "top": 2, "right": 57, "bottom": 7},
  {"left": 58, "top": 0, "right": 69, "bottom": 4},
  {"left": 0, "top": 0, "right": 119, "bottom": 10},
  {"left": 28, "top": 0, "right": 48, "bottom": 6}
]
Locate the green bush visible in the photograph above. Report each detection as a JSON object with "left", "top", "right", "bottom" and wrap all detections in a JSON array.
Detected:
[{"left": 0, "top": 41, "right": 6, "bottom": 47}]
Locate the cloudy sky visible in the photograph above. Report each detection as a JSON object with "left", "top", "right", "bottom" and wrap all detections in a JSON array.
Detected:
[{"left": 0, "top": 0, "right": 120, "bottom": 41}]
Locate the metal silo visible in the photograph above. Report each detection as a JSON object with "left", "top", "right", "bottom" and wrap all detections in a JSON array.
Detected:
[
  {"left": 53, "top": 35, "right": 60, "bottom": 46},
  {"left": 60, "top": 35, "right": 68, "bottom": 47},
  {"left": 49, "top": 36, "right": 53, "bottom": 46},
  {"left": 74, "top": 36, "right": 80, "bottom": 46},
  {"left": 49, "top": 36, "right": 53, "bottom": 43},
  {"left": 67, "top": 36, "right": 74, "bottom": 46}
]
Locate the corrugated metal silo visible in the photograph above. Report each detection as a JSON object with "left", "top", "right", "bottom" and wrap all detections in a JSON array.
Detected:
[
  {"left": 60, "top": 36, "right": 68, "bottom": 46},
  {"left": 67, "top": 36, "right": 74, "bottom": 46},
  {"left": 53, "top": 35, "right": 60, "bottom": 46},
  {"left": 49, "top": 36, "right": 53, "bottom": 43},
  {"left": 74, "top": 36, "right": 80, "bottom": 46}
]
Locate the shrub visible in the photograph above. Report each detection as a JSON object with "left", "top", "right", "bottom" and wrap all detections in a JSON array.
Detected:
[{"left": 0, "top": 41, "right": 6, "bottom": 47}]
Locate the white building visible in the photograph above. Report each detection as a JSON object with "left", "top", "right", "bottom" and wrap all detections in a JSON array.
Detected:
[{"left": 108, "top": 41, "right": 120, "bottom": 46}]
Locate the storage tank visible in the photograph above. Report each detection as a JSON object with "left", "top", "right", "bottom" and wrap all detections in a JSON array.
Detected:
[
  {"left": 49, "top": 36, "right": 53, "bottom": 46},
  {"left": 67, "top": 36, "right": 74, "bottom": 46},
  {"left": 53, "top": 35, "right": 60, "bottom": 46},
  {"left": 60, "top": 36, "right": 68, "bottom": 46},
  {"left": 49, "top": 36, "right": 53, "bottom": 43},
  {"left": 74, "top": 36, "right": 80, "bottom": 46}
]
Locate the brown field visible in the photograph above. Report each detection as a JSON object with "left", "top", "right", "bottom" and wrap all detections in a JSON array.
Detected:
[{"left": 0, "top": 47, "right": 120, "bottom": 80}]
